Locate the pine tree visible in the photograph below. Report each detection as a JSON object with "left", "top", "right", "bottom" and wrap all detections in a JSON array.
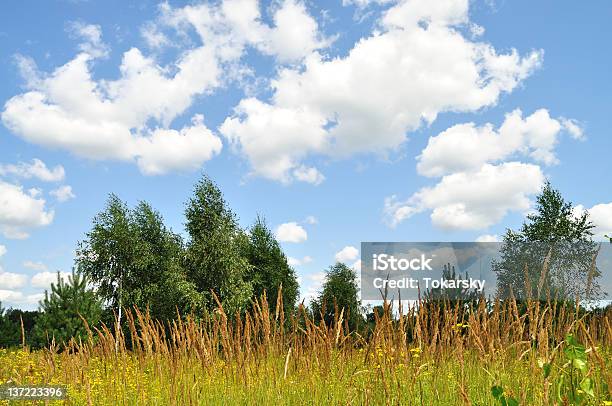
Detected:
[{"left": 33, "top": 271, "right": 103, "bottom": 347}]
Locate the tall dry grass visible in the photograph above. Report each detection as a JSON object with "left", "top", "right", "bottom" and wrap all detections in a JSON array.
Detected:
[{"left": 1, "top": 290, "right": 611, "bottom": 404}]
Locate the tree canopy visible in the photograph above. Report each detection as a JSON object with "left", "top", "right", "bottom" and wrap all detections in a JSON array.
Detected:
[
  {"left": 241, "top": 216, "right": 299, "bottom": 316},
  {"left": 33, "top": 271, "right": 103, "bottom": 347},
  {"left": 183, "top": 175, "right": 253, "bottom": 314},
  {"left": 493, "top": 182, "right": 601, "bottom": 301},
  {"left": 312, "top": 263, "right": 363, "bottom": 331}
]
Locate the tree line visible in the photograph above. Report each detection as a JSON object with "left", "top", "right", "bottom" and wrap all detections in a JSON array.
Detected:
[
  {"left": 0, "top": 175, "right": 362, "bottom": 347},
  {"left": 0, "top": 177, "right": 607, "bottom": 348}
]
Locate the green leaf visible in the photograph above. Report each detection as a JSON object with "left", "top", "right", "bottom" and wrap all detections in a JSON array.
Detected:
[
  {"left": 580, "top": 378, "right": 595, "bottom": 397},
  {"left": 491, "top": 385, "right": 504, "bottom": 399},
  {"left": 565, "top": 333, "right": 579, "bottom": 347},
  {"left": 564, "top": 343, "right": 586, "bottom": 361},
  {"left": 506, "top": 397, "right": 519, "bottom": 406},
  {"left": 572, "top": 358, "right": 587, "bottom": 373},
  {"left": 543, "top": 363, "right": 552, "bottom": 379}
]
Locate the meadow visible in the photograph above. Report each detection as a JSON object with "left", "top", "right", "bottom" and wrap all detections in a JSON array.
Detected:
[{"left": 1, "top": 293, "right": 610, "bottom": 405}]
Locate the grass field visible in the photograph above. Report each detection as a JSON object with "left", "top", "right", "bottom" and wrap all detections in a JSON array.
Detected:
[{"left": 1, "top": 296, "right": 610, "bottom": 405}]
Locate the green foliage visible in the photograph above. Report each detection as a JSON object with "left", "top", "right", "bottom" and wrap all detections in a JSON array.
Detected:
[
  {"left": 184, "top": 175, "right": 252, "bottom": 314},
  {"left": 77, "top": 195, "right": 203, "bottom": 322},
  {"left": 75, "top": 175, "right": 301, "bottom": 321},
  {"left": 493, "top": 182, "right": 601, "bottom": 300},
  {"left": 552, "top": 334, "right": 598, "bottom": 404},
  {"left": 521, "top": 182, "right": 594, "bottom": 242},
  {"left": 32, "top": 271, "right": 103, "bottom": 347},
  {"left": 491, "top": 385, "right": 519, "bottom": 406},
  {"left": 129, "top": 201, "right": 203, "bottom": 320},
  {"left": 0, "top": 303, "right": 39, "bottom": 347},
  {"left": 241, "top": 216, "right": 299, "bottom": 316},
  {"left": 311, "top": 263, "right": 363, "bottom": 330},
  {"left": 76, "top": 194, "right": 135, "bottom": 312}
]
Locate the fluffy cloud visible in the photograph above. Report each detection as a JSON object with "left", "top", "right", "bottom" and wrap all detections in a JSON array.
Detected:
[
  {"left": 387, "top": 102, "right": 583, "bottom": 230},
  {"left": 417, "top": 109, "right": 582, "bottom": 177},
  {"left": 260, "top": 0, "right": 331, "bottom": 63},
  {"left": 0, "top": 159, "right": 65, "bottom": 182},
  {"left": 275, "top": 222, "right": 308, "bottom": 243},
  {"left": 134, "top": 115, "right": 222, "bottom": 175},
  {"left": 475, "top": 234, "right": 499, "bottom": 242},
  {"left": 385, "top": 162, "right": 545, "bottom": 229},
  {"left": 2, "top": 23, "right": 224, "bottom": 175},
  {"left": 23, "top": 261, "right": 49, "bottom": 272},
  {"left": 0, "top": 290, "right": 44, "bottom": 305},
  {"left": 0, "top": 290, "right": 25, "bottom": 302},
  {"left": 574, "top": 203, "right": 612, "bottom": 240},
  {"left": 300, "top": 271, "right": 326, "bottom": 304},
  {"left": 158, "top": 0, "right": 328, "bottom": 63},
  {"left": 335, "top": 245, "right": 359, "bottom": 263},
  {"left": 0, "top": 272, "right": 28, "bottom": 289},
  {"left": 221, "top": 0, "right": 541, "bottom": 183},
  {"left": 292, "top": 165, "right": 325, "bottom": 185},
  {"left": 2, "top": 0, "right": 540, "bottom": 183},
  {"left": 67, "top": 22, "right": 110, "bottom": 59},
  {"left": 0, "top": 245, "right": 6, "bottom": 257},
  {"left": 2, "top": 1, "right": 328, "bottom": 176},
  {"left": 31, "top": 271, "right": 72, "bottom": 289},
  {"left": 287, "top": 255, "right": 313, "bottom": 267},
  {"left": 0, "top": 180, "right": 54, "bottom": 239},
  {"left": 221, "top": 98, "right": 328, "bottom": 183},
  {"left": 50, "top": 185, "right": 76, "bottom": 202}
]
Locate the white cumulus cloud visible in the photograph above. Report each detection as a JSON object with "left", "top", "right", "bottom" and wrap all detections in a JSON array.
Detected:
[
  {"left": 23, "top": 261, "right": 49, "bottom": 272},
  {"left": 0, "top": 159, "right": 65, "bottom": 182},
  {"left": 574, "top": 203, "right": 612, "bottom": 240},
  {"left": 50, "top": 185, "right": 76, "bottom": 202},
  {"left": 292, "top": 165, "right": 325, "bottom": 185},
  {"left": 475, "top": 234, "right": 499, "bottom": 242},
  {"left": 0, "top": 180, "right": 54, "bottom": 239},
  {"left": 0, "top": 290, "right": 44, "bottom": 305},
  {"left": 287, "top": 255, "right": 313, "bottom": 267},
  {"left": 335, "top": 246, "right": 359, "bottom": 263},
  {"left": 417, "top": 109, "right": 582, "bottom": 177},
  {"left": 275, "top": 222, "right": 308, "bottom": 243},
  {"left": 2, "top": 23, "right": 223, "bottom": 175},
  {"left": 31, "top": 271, "right": 72, "bottom": 289},
  {"left": 67, "top": 21, "right": 110, "bottom": 59},
  {"left": 221, "top": 0, "right": 541, "bottom": 183},
  {"left": 3, "top": 1, "right": 329, "bottom": 177},
  {"left": 0, "top": 272, "right": 28, "bottom": 289},
  {"left": 385, "top": 162, "right": 545, "bottom": 230}
]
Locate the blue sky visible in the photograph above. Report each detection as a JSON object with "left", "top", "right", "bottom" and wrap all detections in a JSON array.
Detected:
[{"left": 0, "top": 0, "right": 611, "bottom": 309}]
